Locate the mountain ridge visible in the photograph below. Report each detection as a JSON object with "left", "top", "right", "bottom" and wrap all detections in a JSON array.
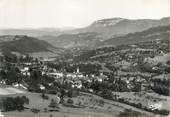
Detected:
[
  {"left": 38, "top": 17, "right": 170, "bottom": 49},
  {"left": 0, "top": 17, "right": 169, "bottom": 49}
]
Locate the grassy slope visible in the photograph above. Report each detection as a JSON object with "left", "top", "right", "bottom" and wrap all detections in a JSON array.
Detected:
[
  {"left": 100, "top": 25, "right": 170, "bottom": 46},
  {"left": 1, "top": 92, "right": 155, "bottom": 117},
  {"left": 0, "top": 36, "right": 53, "bottom": 54}
]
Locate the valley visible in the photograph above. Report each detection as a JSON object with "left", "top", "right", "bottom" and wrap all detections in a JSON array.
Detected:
[{"left": 0, "top": 17, "right": 170, "bottom": 117}]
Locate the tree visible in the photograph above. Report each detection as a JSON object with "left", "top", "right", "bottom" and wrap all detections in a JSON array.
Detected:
[
  {"left": 132, "top": 82, "right": 142, "bottom": 92},
  {"left": 60, "top": 88, "right": 66, "bottom": 103},
  {"left": 118, "top": 109, "right": 142, "bottom": 117},
  {"left": 0, "top": 70, "right": 6, "bottom": 80},
  {"left": 2, "top": 96, "right": 29, "bottom": 111},
  {"left": 100, "top": 89, "right": 113, "bottom": 100},
  {"left": 28, "top": 70, "right": 42, "bottom": 92},
  {"left": 4, "top": 67, "right": 21, "bottom": 85},
  {"left": 49, "top": 99, "right": 59, "bottom": 108},
  {"left": 67, "top": 89, "right": 79, "bottom": 98},
  {"left": 67, "top": 99, "right": 74, "bottom": 105}
]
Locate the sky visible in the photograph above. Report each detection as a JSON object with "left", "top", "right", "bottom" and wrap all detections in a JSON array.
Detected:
[{"left": 0, "top": 0, "right": 170, "bottom": 29}]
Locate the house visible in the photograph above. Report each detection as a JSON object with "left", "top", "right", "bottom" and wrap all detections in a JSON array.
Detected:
[
  {"left": 20, "top": 66, "right": 30, "bottom": 76},
  {"left": 40, "top": 85, "right": 45, "bottom": 90},
  {"left": 93, "top": 73, "right": 108, "bottom": 82},
  {"left": 66, "top": 73, "right": 84, "bottom": 79},
  {"left": 23, "top": 62, "right": 32, "bottom": 66},
  {"left": 47, "top": 72, "right": 63, "bottom": 79},
  {"left": 0, "top": 80, "right": 6, "bottom": 85},
  {"left": 67, "top": 67, "right": 84, "bottom": 78},
  {"left": 13, "top": 83, "right": 28, "bottom": 90},
  {"left": 72, "top": 81, "right": 82, "bottom": 89},
  {"left": 40, "top": 57, "right": 56, "bottom": 64}
]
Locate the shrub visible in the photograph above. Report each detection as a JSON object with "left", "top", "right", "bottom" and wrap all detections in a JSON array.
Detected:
[
  {"left": 67, "top": 99, "right": 74, "bottom": 105},
  {"left": 47, "top": 90, "right": 58, "bottom": 95},
  {"left": 2, "top": 96, "right": 29, "bottom": 112},
  {"left": 31, "top": 108, "right": 40, "bottom": 113},
  {"left": 49, "top": 99, "right": 59, "bottom": 108},
  {"left": 41, "top": 93, "right": 49, "bottom": 100},
  {"left": 98, "top": 100, "right": 104, "bottom": 107},
  {"left": 118, "top": 109, "right": 142, "bottom": 117},
  {"left": 67, "top": 89, "right": 79, "bottom": 98}
]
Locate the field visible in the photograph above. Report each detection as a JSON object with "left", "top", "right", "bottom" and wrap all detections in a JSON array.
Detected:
[
  {"left": 1, "top": 92, "right": 121, "bottom": 117},
  {"left": 148, "top": 53, "right": 170, "bottom": 65},
  {"left": 0, "top": 87, "right": 156, "bottom": 117},
  {"left": 113, "top": 92, "right": 170, "bottom": 110},
  {"left": 0, "top": 85, "right": 26, "bottom": 96}
]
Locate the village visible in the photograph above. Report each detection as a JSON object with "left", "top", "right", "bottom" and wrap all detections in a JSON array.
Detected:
[{"left": 0, "top": 37, "right": 169, "bottom": 117}]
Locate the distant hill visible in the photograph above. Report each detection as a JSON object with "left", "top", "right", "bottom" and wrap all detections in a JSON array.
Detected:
[
  {"left": 100, "top": 25, "right": 170, "bottom": 46},
  {"left": 39, "top": 17, "right": 170, "bottom": 49},
  {"left": 72, "top": 38, "right": 169, "bottom": 65},
  {"left": 38, "top": 32, "right": 102, "bottom": 49},
  {"left": 1, "top": 17, "right": 169, "bottom": 49},
  {"left": 66, "top": 25, "right": 170, "bottom": 64},
  {"left": 0, "top": 28, "right": 64, "bottom": 37},
  {"left": 0, "top": 35, "right": 63, "bottom": 57},
  {"left": 77, "top": 17, "right": 170, "bottom": 38}
]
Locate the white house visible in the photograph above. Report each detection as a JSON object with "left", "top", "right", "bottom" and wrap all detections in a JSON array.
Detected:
[
  {"left": 72, "top": 81, "right": 82, "bottom": 89},
  {"left": 40, "top": 85, "right": 45, "bottom": 90},
  {"left": 47, "top": 72, "right": 63, "bottom": 79},
  {"left": 20, "top": 67, "right": 30, "bottom": 76},
  {"left": 67, "top": 73, "right": 84, "bottom": 79}
]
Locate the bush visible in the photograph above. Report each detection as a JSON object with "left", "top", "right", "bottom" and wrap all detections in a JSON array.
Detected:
[
  {"left": 31, "top": 108, "right": 40, "bottom": 113},
  {"left": 41, "top": 93, "right": 49, "bottom": 100},
  {"left": 2, "top": 96, "right": 29, "bottom": 112},
  {"left": 100, "top": 89, "right": 113, "bottom": 100},
  {"left": 98, "top": 100, "right": 104, "bottom": 107},
  {"left": 47, "top": 90, "right": 58, "bottom": 95},
  {"left": 67, "top": 99, "right": 74, "bottom": 105},
  {"left": 155, "top": 109, "right": 169, "bottom": 115},
  {"left": 118, "top": 109, "right": 142, "bottom": 117},
  {"left": 49, "top": 99, "right": 59, "bottom": 108},
  {"left": 67, "top": 89, "right": 79, "bottom": 98}
]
